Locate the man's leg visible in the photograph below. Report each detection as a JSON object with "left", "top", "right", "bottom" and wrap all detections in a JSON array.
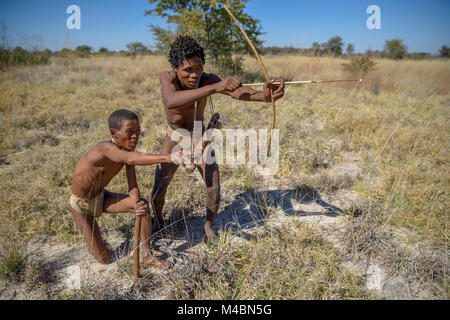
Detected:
[
  {"left": 103, "top": 191, "right": 171, "bottom": 269},
  {"left": 196, "top": 144, "right": 221, "bottom": 243},
  {"left": 151, "top": 134, "right": 179, "bottom": 233}
]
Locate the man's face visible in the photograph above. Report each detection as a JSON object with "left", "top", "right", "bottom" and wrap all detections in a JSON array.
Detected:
[
  {"left": 111, "top": 119, "right": 140, "bottom": 151},
  {"left": 174, "top": 56, "right": 204, "bottom": 89}
]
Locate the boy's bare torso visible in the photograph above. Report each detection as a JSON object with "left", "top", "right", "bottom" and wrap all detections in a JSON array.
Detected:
[
  {"left": 163, "top": 71, "right": 219, "bottom": 131},
  {"left": 72, "top": 141, "right": 124, "bottom": 199}
]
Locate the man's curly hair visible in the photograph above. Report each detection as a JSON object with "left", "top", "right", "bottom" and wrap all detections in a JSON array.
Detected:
[{"left": 169, "top": 35, "right": 205, "bottom": 68}]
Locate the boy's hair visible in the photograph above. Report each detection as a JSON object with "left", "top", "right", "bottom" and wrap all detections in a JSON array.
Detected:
[
  {"left": 169, "top": 35, "right": 205, "bottom": 68},
  {"left": 108, "top": 109, "right": 139, "bottom": 130}
]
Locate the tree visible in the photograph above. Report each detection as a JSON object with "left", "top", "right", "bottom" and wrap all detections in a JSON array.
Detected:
[
  {"left": 322, "top": 36, "right": 343, "bottom": 57},
  {"left": 126, "top": 42, "right": 148, "bottom": 56},
  {"left": 312, "top": 42, "right": 321, "bottom": 56},
  {"left": 439, "top": 45, "right": 450, "bottom": 58},
  {"left": 99, "top": 47, "right": 108, "bottom": 53},
  {"left": 383, "top": 39, "right": 407, "bottom": 60},
  {"left": 145, "top": 0, "right": 263, "bottom": 72},
  {"left": 76, "top": 45, "right": 92, "bottom": 53},
  {"left": 149, "top": 24, "right": 176, "bottom": 56},
  {"left": 346, "top": 43, "right": 354, "bottom": 55},
  {"left": 60, "top": 48, "right": 73, "bottom": 56}
]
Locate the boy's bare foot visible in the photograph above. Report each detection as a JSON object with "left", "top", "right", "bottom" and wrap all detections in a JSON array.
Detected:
[{"left": 142, "top": 255, "right": 173, "bottom": 270}]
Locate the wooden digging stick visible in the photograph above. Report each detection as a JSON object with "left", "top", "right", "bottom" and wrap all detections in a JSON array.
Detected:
[{"left": 132, "top": 215, "right": 142, "bottom": 283}]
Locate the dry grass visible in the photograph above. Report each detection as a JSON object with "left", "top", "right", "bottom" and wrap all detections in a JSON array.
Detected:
[
  {"left": 0, "top": 222, "right": 28, "bottom": 281},
  {"left": 0, "top": 54, "right": 448, "bottom": 299},
  {"left": 168, "top": 223, "right": 376, "bottom": 300}
]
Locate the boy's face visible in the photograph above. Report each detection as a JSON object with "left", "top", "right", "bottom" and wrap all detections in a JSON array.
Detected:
[
  {"left": 110, "top": 119, "right": 140, "bottom": 151},
  {"left": 174, "top": 56, "right": 204, "bottom": 89}
]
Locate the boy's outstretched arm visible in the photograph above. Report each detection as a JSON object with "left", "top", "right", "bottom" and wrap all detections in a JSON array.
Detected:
[{"left": 102, "top": 143, "right": 184, "bottom": 166}]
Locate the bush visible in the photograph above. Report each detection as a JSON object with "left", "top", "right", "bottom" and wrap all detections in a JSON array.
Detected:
[
  {"left": 0, "top": 46, "right": 51, "bottom": 69},
  {"left": 343, "top": 55, "right": 377, "bottom": 77},
  {"left": 439, "top": 45, "right": 449, "bottom": 58}
]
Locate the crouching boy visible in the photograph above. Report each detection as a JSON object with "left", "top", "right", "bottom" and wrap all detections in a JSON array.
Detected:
[{"left": 70, "top": 109, "right": 185, "bottom": 269}]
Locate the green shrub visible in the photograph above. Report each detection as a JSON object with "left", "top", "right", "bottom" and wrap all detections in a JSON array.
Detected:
[
  {"left": 0, "top": 47, "right": 51, "bottom": 69},
  {"left": 343, "top": 55, "right": 377, "bottom": 77}
]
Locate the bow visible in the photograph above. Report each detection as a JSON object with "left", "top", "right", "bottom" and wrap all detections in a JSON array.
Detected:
[{"left": 223, "top": 4, "right": 276, "bottom": 156}]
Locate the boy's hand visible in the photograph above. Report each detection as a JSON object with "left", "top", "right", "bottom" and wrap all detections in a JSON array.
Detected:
[
  {"left": 170, "top": 149, "right": 192, "bottom": 165},
  {"left": 134, "top": 199, "right": 149, "bottom": 217},
  {"left": 214, "top": 77, "right": 242, "bottom": 94},
  {"left": 263, "top": 79, "right": 285, "bottom": 102}
]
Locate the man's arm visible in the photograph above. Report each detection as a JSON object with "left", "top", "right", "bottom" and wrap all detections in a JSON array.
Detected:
[
  {"left": 203, "top": 74, "right": 285, "bottom": 102},
  {"left": 160, "top": 71, "right": 218, "bottom": 109},
  {"left": 160, "top": 71, "right": 249, "bottom": 109},
  {"left": 224, "top": 80, "right": 285, "bottom": 102},
  {"left": 160, "top": 70, "right": 285, "bottom": 109}
]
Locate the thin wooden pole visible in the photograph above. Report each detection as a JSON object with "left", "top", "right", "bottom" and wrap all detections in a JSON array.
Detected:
[
  {"left": 243, "top": 79, "right": 363, "bottom": 86},
  {"left": 132, "top": 216, "right": 142, "bottom": 283}
]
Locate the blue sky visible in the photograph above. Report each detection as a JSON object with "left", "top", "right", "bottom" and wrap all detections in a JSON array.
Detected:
[{"left": 0, "top": 0, "right": 448, "bottom": 54}]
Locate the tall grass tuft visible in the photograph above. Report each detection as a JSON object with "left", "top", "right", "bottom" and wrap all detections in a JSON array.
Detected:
[{"left": 0, "top": 222, "right": 28, "bottom": 281}]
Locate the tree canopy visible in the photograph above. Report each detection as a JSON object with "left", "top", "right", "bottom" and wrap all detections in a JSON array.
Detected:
[
  {"left": 439, "top": 45, "right": 449, "bottom": 58},
  {"left": 146, "top": 0, "right": 263, "bottom": 72},
  {"left": 383, "top": 39, "right": 408, "bottom": 60}
]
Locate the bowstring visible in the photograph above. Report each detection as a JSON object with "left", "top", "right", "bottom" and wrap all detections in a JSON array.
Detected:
[{"left": 209, "top": 95, "right": 215, "bottom": 116}]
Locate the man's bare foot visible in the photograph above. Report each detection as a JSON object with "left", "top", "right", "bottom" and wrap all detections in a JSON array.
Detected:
[{"left": 142, "top": 255, "right": 173, "bottom": 270}]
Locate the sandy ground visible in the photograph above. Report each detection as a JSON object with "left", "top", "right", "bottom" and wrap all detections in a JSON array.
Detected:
[{"left": 0, "top": 153, "right": 440, "bottom": 300}]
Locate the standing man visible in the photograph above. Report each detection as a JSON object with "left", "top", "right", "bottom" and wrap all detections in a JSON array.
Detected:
[{"left": 152, "top": 35, "right": 285, "bottom": 243}]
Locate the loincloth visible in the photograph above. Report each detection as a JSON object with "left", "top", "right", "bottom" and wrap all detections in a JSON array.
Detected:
[{"left": 69, "top": 189, "right": 105, "bottom": 218}]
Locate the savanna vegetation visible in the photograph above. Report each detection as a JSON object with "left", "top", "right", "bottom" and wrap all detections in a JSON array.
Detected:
[{"left": 0, "top": 51, "right": 448, "bottom": 299}]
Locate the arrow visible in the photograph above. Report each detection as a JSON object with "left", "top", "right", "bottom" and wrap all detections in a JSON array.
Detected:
[{"left": 243, "top": 79, "right": 363, "bottom": 86}]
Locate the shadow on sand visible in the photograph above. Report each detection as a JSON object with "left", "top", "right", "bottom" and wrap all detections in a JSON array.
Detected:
[{"left": 162, "top": 185, "right": 345, "bottom": 256}]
